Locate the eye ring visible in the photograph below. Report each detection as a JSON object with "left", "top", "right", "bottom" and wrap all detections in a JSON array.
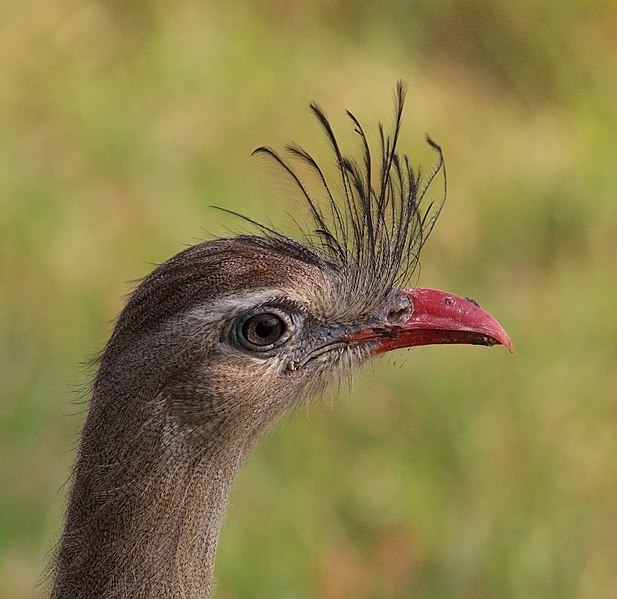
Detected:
[{"left": 235, "top": 309, "right": 292, "bottom": 352}]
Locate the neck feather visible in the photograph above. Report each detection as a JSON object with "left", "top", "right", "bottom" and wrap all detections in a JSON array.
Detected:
[{"left": 50, "top": 386, "right": 249, "bottom": 599}]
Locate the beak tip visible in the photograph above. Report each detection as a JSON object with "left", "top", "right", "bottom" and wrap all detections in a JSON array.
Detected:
[
  {"left": 494, "top": 325, "right": 513, "bottom": 353},
  {"left": 483, "top": 324, "right": 512, "bottom": 353}
]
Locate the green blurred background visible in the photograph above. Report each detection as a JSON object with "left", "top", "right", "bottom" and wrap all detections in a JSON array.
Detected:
[{"left": 1, "top": 1, "right": 616, "bottom": 597}]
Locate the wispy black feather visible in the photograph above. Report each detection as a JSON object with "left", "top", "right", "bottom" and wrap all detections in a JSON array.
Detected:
[{"left": 226, "top": 81, "right": 446, "bottom": 311}]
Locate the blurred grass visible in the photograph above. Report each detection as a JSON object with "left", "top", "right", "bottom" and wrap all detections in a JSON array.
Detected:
[{"left": 1, "top": 1, "right": 616, "bottom": 597}]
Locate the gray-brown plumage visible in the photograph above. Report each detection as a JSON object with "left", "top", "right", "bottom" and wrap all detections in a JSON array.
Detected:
[{"left": 49, "top": 82, "right": 511, "bottom": 598}]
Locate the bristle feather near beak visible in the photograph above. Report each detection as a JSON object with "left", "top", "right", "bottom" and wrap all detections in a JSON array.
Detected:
[{"left": 250, "top": 81, "right": 447, "bottom": 315}]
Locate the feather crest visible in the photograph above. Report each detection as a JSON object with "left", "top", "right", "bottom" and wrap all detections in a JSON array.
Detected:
[{"left": 228, "top": 81, "right": 446, "bottom": 310}]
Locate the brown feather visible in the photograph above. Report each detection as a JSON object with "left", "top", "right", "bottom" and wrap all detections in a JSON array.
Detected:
[{"left": 49, "top": 84, "right": 445, "bottom": 598}]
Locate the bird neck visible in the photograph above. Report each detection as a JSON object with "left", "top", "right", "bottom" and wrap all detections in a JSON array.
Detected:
[{"left": 51, "top": 390, "right": 251, "bottom": 599}]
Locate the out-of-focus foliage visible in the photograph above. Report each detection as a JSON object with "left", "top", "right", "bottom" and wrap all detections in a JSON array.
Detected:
[{"left": 1, "top": 1, "right": 616, "bottom": 597}]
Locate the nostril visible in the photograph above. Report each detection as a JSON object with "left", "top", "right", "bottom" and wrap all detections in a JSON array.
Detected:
[{"left": 386, "top": 303, "right": 411, "bottom": 324}]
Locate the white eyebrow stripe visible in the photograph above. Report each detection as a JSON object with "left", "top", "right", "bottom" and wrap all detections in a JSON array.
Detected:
[{"left": 186, "top": 289, "right": 310, "bottom": 324}]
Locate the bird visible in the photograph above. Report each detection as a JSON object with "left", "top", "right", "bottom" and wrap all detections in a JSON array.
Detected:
[{"left": 48, "top": 82, "right": 511, "bottom": 598}]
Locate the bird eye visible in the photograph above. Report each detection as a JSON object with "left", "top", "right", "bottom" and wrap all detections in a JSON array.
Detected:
[{"left": 236, "top": 311, "right": 289, "bottom": 351}]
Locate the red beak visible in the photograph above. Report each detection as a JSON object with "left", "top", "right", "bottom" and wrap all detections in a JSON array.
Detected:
[{"left": 350, "top": 288, "right": 512, "bottom": 354}]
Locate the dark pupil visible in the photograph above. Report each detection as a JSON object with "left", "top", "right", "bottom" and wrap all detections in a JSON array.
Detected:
[{"left": 243, "top": 314, "right": 283, "bottom": 346}]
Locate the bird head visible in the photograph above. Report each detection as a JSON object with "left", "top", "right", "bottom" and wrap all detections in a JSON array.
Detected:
[
  {"left": 95, "top": 82, "right": 511, "bottom": 453},
  {"left": 51, "top": 85, "right": 513, "bottom": 599}
]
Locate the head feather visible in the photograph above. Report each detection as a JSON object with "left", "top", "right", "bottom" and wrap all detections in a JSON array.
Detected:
[{"left": 221, "top": 81, "right": 447, "bottom": 315}]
